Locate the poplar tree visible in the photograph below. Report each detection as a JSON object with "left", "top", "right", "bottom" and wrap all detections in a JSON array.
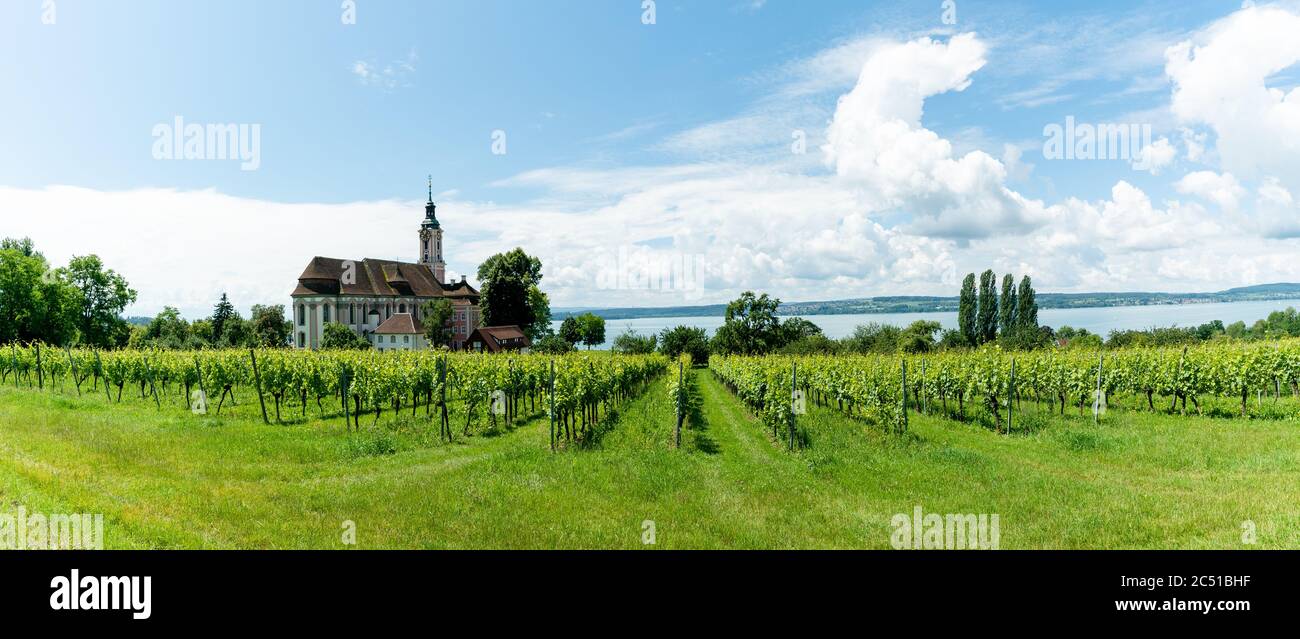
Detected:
[
  {"left": 958, "top": 273, "right": 977, "bottom": 347},
  {"left": 999, "top": 274, "right": 1017, "bottom": 339},
  {"left": 978, "top": 270, "right": 998, "bottom": 344}
]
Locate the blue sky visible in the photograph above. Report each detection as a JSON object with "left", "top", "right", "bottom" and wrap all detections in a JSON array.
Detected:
[{"left": 3, "top": 0, "right": 1299, "bottom": 317}]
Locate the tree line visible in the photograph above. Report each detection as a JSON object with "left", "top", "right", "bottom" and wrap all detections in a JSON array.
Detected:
[{"left": 1, "top": 237, "right": 137, "bottom": 348}]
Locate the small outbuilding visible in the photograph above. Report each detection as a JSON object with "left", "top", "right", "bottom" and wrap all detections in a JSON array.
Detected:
[{"left": 466, "top": 325, "right": 531, "bottom": 353}]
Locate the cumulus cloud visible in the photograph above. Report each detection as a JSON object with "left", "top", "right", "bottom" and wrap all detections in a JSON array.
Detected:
[
  {"left": 1166, "top": 4, "right": 1300, "bottom": 184},
  {"left": 1175, "top": 170, "right": 1245, "bottom": 211},
  {"left": 824, "top": 34, "right": 1048, "bottom": 239}
]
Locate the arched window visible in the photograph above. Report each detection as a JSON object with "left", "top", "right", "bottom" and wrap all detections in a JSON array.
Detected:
[
  {"left": 298, "top": 332, "right": 305, "bottom": 348},
  {"left": 297, "top": 305, "right": 305, "bottom": 326},
  {"left": 349, "top": 304, "right": 355, "bottom": 324},
  {"left": 323, "top": 305, "right": 331, "bottom": 323},
  {"left": 399, "top": 303, "right": 406, "bottom": 314}
]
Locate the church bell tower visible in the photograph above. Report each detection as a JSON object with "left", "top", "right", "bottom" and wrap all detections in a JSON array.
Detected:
[{"left": 419, "top": 176, "right": 446, "bottom": 284}]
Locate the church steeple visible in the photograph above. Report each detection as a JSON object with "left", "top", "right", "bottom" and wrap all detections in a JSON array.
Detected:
[
  {"left": 422, "top": 174, "right": 440, "bottom": 229},
  {"left": 418, "top": 175, "right": 446, "bottom": 284}
]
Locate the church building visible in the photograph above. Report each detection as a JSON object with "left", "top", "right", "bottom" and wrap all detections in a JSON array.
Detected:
[{"left": 290, "top": 181, "right": 481, "bottom": 350}]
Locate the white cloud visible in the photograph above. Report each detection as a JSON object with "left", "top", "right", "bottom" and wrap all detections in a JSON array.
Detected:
[
  {"left": 351, "top": 49, "right": 418, "bottom": 90},
  {"left": 1175, "top": 170, "right": 1245, "bottom": 211},
  {"left": 824, "top": 33, "right": 1048, "bottom": 239},
  {"left": 1135, "top": 137, "right": 1176, "bottom": 174},
  {"left": 1166, "top": 4, "right": 1300, "bottom": 184}
]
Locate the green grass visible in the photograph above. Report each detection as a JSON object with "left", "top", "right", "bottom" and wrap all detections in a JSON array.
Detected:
[{"left": 1, "top": 371, "right": 1297, "bottom": 549}]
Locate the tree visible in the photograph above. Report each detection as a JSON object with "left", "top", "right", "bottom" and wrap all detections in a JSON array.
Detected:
[
  {"left": 321, "top": 322, "right": 371, "bottom": 350},
  {"left": 899, "top": 320, "right": 941, "bottom": 354},
  {"left": 217, "top": 314, "right": 250, "bottom": 348},
  {"left": 1016, "top": 275, "right": 1038, "bottom": 334},
  {"left": 211, "top": 293, "right": 236, "bottom": 343},
  {"left": 958, "top": 273, "right": 977, "bottom": 347},
  {"left": 525, "top": 286, "right": 551, "bottom": 342},
  {"left": 421, "top": 299, "right": 455, "bottom": 347},
  {"left": 842, "top": 323, "right": 901, "bottom": 354},
  {"left": 658, "top": 325, "right": 710, "bottom": 365},
  {"left": 939, "top": 328, "right": 967, "bottom": 350},
  {"left": 142, "top": 306, "right": 197, "bottom": 349},
  {"left": 711, "top": 291, "right": 784, "bottom": 355},
  {"left": 533, "top": 333, "right": 575, "bottom": 354},
  {"left": 66, "top": 255, "right": 137, "bottom": 348},
  {"left": 780, "top": 317, "right": 823, "bottom": 344},
  {"left": 249, "top": 304, "right": 292, "bottom": 347},
  {"left": 477, "top": 248, "right": 547, "bottom": 337},
  {"left": 999, "top": 274, "right": 1017, "bottom": 338},
  {"left": 611, "top": 329, "right": 657, "bottom": 354},
  {"left": 558, "top": 316, "right": 582, "bottom": 345},
  {"left": 0, "top": 240, "right": 78, "bottom": 345},
  {"left": 977, "top": 270, "right": 998, "bottom": 345},
  {"left": 578, "top": 313, "right": 606, "bottom": 349}
]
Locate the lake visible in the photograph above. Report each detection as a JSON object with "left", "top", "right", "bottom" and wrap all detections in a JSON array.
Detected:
[{"left": 553, "top": 298, "right": 1300, "bottom": 349}]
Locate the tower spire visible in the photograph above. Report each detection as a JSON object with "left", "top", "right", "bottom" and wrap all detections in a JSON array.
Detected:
[{"left": 427, "top": 174, "right": 432, "bottom": 203}]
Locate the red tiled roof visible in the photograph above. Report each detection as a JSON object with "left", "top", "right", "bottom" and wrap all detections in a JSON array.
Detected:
[
  {"left": 467, "top": 325, "right": 531, "bottom": 352},
  {"left": 374, "top": 313, "right": 425, "bottom": 335},
  {"left": 291, "top": 257, "right": 480, "bottom": 300}
]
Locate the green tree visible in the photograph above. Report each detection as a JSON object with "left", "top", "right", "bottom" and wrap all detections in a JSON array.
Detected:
[
  {"left": 558, "top": 316, "right": 582, "bottom": 345},
  {"left": 899, "top": 320, "right": 941, "bottom": 354},
  {"left": 658, "top": 325, "right": 711, "bottom": 365},
  {"left": 611, "top": 329, "right": 657, "bottom": 354},
  {"left": 711, "top": 291, "right": 784, "bottom": 355},
  {"left": 578, "top": 313, "right": 606, "bottom": 349},
  {"left": 525, "top": 285, "right": 551, "bottom": 341},
  {"left": 958, "top": 273, "right": 977, "bottom": 347},
  {"left": 66, "top": 255, "right": 137, "bottom": 348},
  {"left": 780, "top": 317, "right": 823, "bottom": 344},
  {"left": 211, "top": 293, "right": 235, "bottom": 343},
  {"left": 476, "top": 248, "right": 546, "bottom": 336},
  {"left": 249, "top": 304, "right": 292, "bottom": 347},
  {"left": 218, "top": 313, "right": 250, "bottom": 348},
  {"left": 533, "top": 333, "right": 575, "bottom": 354},
  {"left": 1016, "top": 275, "right": 1038, "bottom": 334},
  {"left": 842, "top": 322, "right": 901, "bottom": 354},
  {"left": 321, "top": 322, "right": 371, "bottom": 350},
  {"left": 0, "top": 239, "right": 77, "bottom": 345},
  {"left": 999, "top": 273, "right": 1017, "bottom": 338},
  {"left": 421, "top": 299, "right": 455, "bottom": 347},
  {"left": 977, "top": 270, "right": 998, "bottom": 344}
]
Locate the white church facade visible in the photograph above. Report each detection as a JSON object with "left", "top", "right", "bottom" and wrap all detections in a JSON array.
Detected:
[{"left": 290, "top": 182, "right": 481, "bottom": 350}]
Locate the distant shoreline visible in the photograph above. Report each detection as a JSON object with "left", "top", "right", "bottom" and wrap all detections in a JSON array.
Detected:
[{"left": 553, "top": 284, "right": 1300, "bottom": 321}]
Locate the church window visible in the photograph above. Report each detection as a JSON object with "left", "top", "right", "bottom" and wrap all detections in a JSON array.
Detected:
[
  {"left": 298, "top": 332, "right": 305, "bottom": 348},
  {"left": 297, "top": 305, "right": 305, "bottom": 326},
  {"left": 323, "top": 305, "right": 331, "bottom": 322},
  {"left": 399, "top": 303, "right": 406, "bottom": 313}
]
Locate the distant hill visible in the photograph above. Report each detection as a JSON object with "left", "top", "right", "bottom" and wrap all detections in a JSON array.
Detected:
[{"left": 553, "top": 283, "right": 1300, "bottom": 321}]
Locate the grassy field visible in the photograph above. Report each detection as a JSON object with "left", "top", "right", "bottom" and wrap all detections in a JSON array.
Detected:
[{"left": 1, "top": 369, "right": 1297, "bottom": 549}]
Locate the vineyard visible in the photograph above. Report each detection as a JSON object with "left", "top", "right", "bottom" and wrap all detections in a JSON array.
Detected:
[
  {"left": 711, "top": 340, "right": 1300, "bottom": 445},
  {"left": 0, "top": 343, "right": 667, "bottom": 449}
]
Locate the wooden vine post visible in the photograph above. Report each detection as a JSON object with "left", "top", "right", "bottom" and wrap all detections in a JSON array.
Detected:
[
  {"left": 249, "top": 349, "right": 270, "bottom": 425},
  {"left": 35, "top": 343, "right": 43, "bottom": 390},
  {"left": 789, "top": 362, "right": 797, "bottom": 451},
  {"left": 900, "top": 359, "right": 908, "bottom": 435},
  {"left": 1094, "top": 353, "right": 1104, "bottom": 425},
  {"left": 1007, "top": 358, "right": 1016, "bottom": 434},
  {"left": 675, "top": 360, "right": 685, "bottom": 450},
  {"left": 64, "top": 347, "right": 81, "bottom": 397},
  {"left": 548, "top": 360, "right": 556, "bottom": 452},
  {"left": 143, "top": 354, "right": 161, "bottom": 409},
  {"left": 193, "top": 357, "right": 206, "bottom": 414}
]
